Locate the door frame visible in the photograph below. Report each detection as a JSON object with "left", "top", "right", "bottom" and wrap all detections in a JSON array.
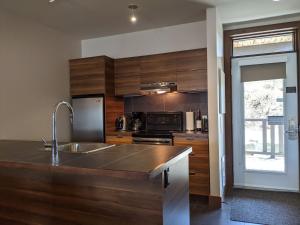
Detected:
[{"left": 224, "top": 21, "right": 300, "bottom": 194}]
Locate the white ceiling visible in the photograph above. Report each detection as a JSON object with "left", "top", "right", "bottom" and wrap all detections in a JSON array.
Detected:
[
  {"left": 216, "top": 0, "right": 300, "bottom": 24},
  {"left": 1, "top": 0, "right": 300, "bottom": 39},
  {"left": 0, "top": 0, "right": 207, "bottom": 39}
]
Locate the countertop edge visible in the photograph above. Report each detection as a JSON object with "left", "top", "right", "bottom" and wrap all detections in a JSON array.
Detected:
[
  {"left": 0, "top": 161, "right": 149, "bottom": 181},
  {"left": 149, "top": 147, "right": 192, "bottom": 179}
]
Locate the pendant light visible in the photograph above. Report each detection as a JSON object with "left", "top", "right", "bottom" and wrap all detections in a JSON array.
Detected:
[{"left": 128, "top": 4, "right": 138, "bottom": 24}]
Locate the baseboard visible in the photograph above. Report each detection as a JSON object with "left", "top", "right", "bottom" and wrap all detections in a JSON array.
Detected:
[
  {"left": 208, "top": 195, "right": 222, "bottom": 209},
  {"left": 234, "top": 184, "right": 299, "bottom": 193}
]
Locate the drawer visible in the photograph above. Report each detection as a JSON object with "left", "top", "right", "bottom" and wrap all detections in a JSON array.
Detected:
[
  {"left": 189, "top": 172, "right": 210, "bottom": 196},
  {"left": 189, "top": 155, "right": 209, "bottom": 173},
  {"left": 174, "top": 138, "right": 209, "bottom": 155},
  {"left": 106, "top": 135, "right": 133, "bottom": 144}
]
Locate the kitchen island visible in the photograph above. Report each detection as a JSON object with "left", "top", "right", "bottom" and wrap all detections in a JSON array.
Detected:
[{"left": 0, "top": 141, "right": 192, "bottom": 225}]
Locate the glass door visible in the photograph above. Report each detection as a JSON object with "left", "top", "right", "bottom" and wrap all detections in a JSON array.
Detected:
[
  {"left": 244, "top": 79, "right": 285, "bottom": 172},
  {"left": 232, "top": 53, "right": 299, "bottom": 191}
]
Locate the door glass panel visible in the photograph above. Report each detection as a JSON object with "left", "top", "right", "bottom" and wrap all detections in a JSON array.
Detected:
[{"left": 244, "top": 79, "right": 285, "bottom": 172}]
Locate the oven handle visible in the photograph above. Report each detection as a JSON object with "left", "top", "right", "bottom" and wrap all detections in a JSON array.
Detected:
[{"left": 133, "top": 137, "right": 173, "bottom": 145}]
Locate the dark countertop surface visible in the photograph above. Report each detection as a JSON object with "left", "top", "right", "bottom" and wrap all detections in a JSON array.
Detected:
[{"left": 0, "top": 141, "right": 191, "bottom": 180}]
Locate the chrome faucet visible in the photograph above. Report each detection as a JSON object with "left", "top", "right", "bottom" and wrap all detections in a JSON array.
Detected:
[{"left": 52, "top": 101, "right": 74, "bottom": 155}]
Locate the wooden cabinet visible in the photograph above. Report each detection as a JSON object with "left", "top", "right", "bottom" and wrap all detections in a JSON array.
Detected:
[
  {"left": 114, "top": 49, "right": 207, "bottom": 96},
  {"left": 173, "top": 137, "right": 210, "bottom": 196},
  {"left": 106, "top": 135, "right": 133, "bottom": 145},
  {"left": 114, "top": 57, "right": 141, "bottom": 96},
  {"left": 140, "top": 52, "right": 177, "bottom": 84},
  {"left": 176, "top": 49, "right": 207, "bottom": 92},
  {"left": 69, "top": 56, "right": 114, "bottom": 96}
]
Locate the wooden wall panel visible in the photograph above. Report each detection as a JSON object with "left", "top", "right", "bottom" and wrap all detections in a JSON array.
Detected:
[{"left": 0, "top": 168, "right": 163, "bottom": 225}]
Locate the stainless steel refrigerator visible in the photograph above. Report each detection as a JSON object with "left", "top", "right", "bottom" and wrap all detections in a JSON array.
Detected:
[{"left": 72, "top": 96, "right": 104, "bottom": 142}]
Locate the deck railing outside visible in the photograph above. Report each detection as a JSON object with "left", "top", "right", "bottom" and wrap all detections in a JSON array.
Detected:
[{"left": 245, "top": 118, "right": 284, "bottom": 159}]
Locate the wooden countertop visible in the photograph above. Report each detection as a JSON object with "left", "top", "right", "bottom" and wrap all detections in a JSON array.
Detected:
[{"left": 0, "top": 140, "right": 191, "bottom": 180}]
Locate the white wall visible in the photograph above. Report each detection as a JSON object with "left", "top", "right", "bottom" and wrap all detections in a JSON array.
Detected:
[
  {"left": 0, "top": 10, "right": 81, "bottom": 141},
  {"left": 207, "top": 8, "right": 225, "bottom": 198},
  {"left": 82, "top": 21, "right": 207, "bottom": 58}
]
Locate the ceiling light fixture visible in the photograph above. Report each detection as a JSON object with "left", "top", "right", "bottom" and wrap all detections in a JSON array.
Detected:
[
  {"left": 49, "top": 0, "right": 56, "bottom": 3},
  {"left": 128, "top": 4, "right": 138, "bottom": 24},
  {"left": 272, "top": 0, "right": 280, "bottom": 2}
]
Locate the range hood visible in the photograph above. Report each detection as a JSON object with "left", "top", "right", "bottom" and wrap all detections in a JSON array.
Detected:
[{"left": 140, "top": 82, "right": 177, "bottom": 95}]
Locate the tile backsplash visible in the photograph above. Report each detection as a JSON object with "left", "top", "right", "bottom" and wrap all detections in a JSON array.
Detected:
[{"left": 124, "top": 92, "right": 208, "bottom": 114}]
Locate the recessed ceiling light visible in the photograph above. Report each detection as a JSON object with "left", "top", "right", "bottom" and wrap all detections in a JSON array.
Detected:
[
  {"left": 128, "top": 4, "right": 138, "bottom": 24},
  {"left": 49, "top": 0, "right": 56, "bottom": 3},
  {"left": 273, "top": 0, "right": 280, "bottom": 2}
]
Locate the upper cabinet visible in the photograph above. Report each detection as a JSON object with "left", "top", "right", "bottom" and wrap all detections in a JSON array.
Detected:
[
  {"left": 69, "top": 56, "right": 114, "bottom": 96},
  {"left": 72, "top": 49, "right": 207, "bottom": 97},
  {"left": 140, "top": 52, "right": 177, "bottom": 84},
  {"left": 176, "top": 49, "right": 207, "bottom": 92},
  {"left": 114, "top": 57, "right": 141, "bottom": 96},
  {"left": 114, "top": 48, "right": 207, "bottom": 96}
]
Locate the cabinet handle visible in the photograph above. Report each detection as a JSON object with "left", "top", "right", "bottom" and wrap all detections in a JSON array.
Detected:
[
  {"left": 116, "top": 136, "right": 124, "bottom": 138},
  {"left": 164, "top": 168, "right": 170, "bottom": 188},
  {"left": 189, "top": 172, "right": 196, "bottom": 176}
]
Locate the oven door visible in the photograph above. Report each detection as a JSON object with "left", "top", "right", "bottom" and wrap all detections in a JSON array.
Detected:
[{"left": 132, "top": 137, "right": 173, "bottom": 145}]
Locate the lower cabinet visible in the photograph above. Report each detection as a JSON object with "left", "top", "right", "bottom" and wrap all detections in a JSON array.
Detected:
[
  {"left": 173, "top": 137, "right": 210, "bottom": 196},
  {"left": 106, "top": 135, "right": 133, "bottom": 145}
]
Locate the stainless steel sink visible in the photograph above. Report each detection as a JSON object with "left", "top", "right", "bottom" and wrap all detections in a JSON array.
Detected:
[{"left": 42, "top": 143, "right": 115, "bottom": 154}]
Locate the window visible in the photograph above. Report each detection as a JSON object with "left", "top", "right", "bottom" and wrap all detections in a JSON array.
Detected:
[{"left": 233, "top": 32, "right": 295, "bottom": 57}]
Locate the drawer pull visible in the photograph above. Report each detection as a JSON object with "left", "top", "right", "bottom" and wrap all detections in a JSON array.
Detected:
[
  {"left": 189, "top": 172, "right": 197, "bottom": 176},
  {"left": 116, "top": 136, "right": 124, "bottom": 138}
]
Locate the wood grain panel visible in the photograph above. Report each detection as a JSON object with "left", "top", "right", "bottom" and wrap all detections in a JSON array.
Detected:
[
  {"left": 140, "top": 52, "right": 177, "bottom": 84},
  {"left": 106, "top": 135, "right": 133, "bottom": 144},
  {"left": 115, "top": 57, "right": 141, "bottom": 96},
  {"left": 176, "top": 49, "right": 207, "bottom": 92},
  {"left": 174, "top": 137, "right": 210, "bottom": 196},
  {"left": 0, "top": 168, "right": 163, "bottom": 225},
  {"left": 0, "top": 154, "right": 190, "bottom": 225},
  {"left": 70, "top": 56, "right": 116, "bottom": 97},
  {"left": 177, "top": 69, "right": 207, "bottom": 92},
  {"left": 70, "top": 57, "right": 106, "bottom": 96},
  {"left": 105, "top": 56, "right": 115, "bottom": 97},
  {"left": 105, "top": 96, "right": 124, "bottom": 136},
  {"left": 176, "top": 49, "right": 207, "bottom": 71}
]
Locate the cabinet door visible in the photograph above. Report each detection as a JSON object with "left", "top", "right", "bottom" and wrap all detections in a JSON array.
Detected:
[
  {"left": 176, "top": 49, "right": 207, "bottom": 92},
  {"left": 115, "top": 57, "right": 141, "bottom": 96},
  {"left": 177, "top": 69, "right": 207, "bottom": 92},
  {"left": 70, "top": 57, "right": 106, "bottom": 96},
  {"left": 106, "top": 135, "right": 133, "bottom": 144},
  {"left": 173, "top": 137, "right": 210, "bottom": 196},
  {"left": 140, "top": 52, "right": 177, "bottom": 84}
]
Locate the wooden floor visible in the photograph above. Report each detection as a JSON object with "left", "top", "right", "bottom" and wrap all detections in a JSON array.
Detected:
[{"left": 190, "top": 197, "right": 262, "bottom": 225}]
